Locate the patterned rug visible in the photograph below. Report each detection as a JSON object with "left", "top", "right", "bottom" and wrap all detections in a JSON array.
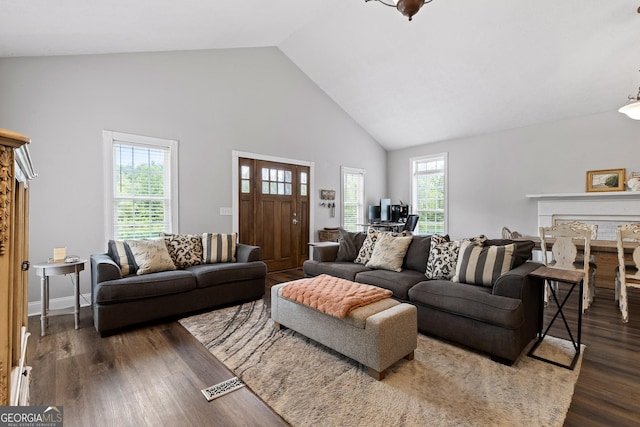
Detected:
[{"left": 180, "top": 300, "right": 583, "bottom": 427}]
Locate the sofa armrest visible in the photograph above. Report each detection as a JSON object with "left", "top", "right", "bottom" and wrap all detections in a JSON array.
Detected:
[
  {"left": 492, "top": 261, "right": 543, "bottom": 300},
  {"left": 311, "top": 244, "right": 339, "bottom": 262},
  {"left": 91, "top": 253, "right": 122, "bottom": 287},
  {"left": 236, "top": 243, "right": 261, "bottom": 262}
]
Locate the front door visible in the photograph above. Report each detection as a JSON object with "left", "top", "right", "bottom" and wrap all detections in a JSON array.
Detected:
[{"left": 239, "top": 158, "right": 309, "bottom": 271}]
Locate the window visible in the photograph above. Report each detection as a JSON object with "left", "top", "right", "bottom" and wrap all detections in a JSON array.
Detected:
[
  {"left": 261, "top": 167, "right": 293, "bottom": 195},
  {"left": 411, "top": 153, "right": 447, "bottom": 235},
  {"left": 341, "top": 166, "right": 365, "bottom": 232},
  {"left": 103, "top": 131, "right": 178, "bottom": 240}
]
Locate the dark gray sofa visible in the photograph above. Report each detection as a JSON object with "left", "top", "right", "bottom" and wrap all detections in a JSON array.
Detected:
[
  {"left": 303, "top": 235, "right": 543, "bottom": 365},
  {"left": 91, "top": 243, "right": 266, "bottom": 335}
]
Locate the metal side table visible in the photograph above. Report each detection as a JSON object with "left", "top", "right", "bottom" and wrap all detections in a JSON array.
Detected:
[{"left": 33, "top": 259, "right": 86, "bottom": 336}]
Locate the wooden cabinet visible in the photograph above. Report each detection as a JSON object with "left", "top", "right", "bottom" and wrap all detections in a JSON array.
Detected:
[{"left": 0, "top": 129, "right": 36, "bottom": 405}]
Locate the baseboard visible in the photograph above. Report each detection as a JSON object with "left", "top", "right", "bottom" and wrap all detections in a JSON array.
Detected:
[{"left": 28, "top": 293, "right": 92, "bottom": 317}]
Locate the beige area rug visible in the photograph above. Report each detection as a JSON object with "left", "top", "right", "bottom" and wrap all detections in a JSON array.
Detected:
[{"left": 180, "top": 300, "right": 583, "bottom": 427}]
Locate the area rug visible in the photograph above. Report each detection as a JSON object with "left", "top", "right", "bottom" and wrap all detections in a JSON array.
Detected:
[{"left": 179, "top": 301, "right": 583, "bottom": 427}]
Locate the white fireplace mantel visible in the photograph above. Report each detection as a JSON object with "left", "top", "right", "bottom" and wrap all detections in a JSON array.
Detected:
[
  {"left": 526, "top": 191, "right": 640, "bottom": 240},
  {"left": 526, "top": 191, "right": 640, "bottom": 200}
]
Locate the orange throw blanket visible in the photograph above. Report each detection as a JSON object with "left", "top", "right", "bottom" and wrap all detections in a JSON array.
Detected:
[{"left": 281, "top": 274, "right": 393, "bottom": 318}]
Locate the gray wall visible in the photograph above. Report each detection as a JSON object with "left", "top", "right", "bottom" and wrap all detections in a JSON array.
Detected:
[
  {"left": 0, "top": 47, "right": 386, "bottom": 304},
  {"left": 388, "top": 111, "right": 640, "bottom": 240}
]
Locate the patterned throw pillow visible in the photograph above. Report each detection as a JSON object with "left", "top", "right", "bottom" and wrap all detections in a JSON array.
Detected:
[
  {"left": 107, "top": 240, "right": 138, "bottom": 276},
  {"left": 202, "top": 233, "right": 237, "bottom": 263},
  {"left": 452, "top": 241, "right": 516, "bottom": 286},
  {"left": 354, "top": 228, "right": 381, "bottom": 265},
  {"left": 162, "top": 234, "right": 203, "bottom": 269},
  {"left": 366, "top": 233, "right": 413, "bottom": 272},
  {"left": 425, "top": 234, "right": 460, "bottom": 280},
  {"left": 125, "top": 238, "right": 177, "bottom": 275}
]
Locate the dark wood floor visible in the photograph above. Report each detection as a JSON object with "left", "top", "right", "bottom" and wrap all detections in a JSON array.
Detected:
[{"left": 27, "top": 269, "right": 640, "bottom": 426}]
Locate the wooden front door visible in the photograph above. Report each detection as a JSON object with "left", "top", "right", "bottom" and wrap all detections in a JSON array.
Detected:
[{"left": 239, "top": 158, "right": 309, "bottom": 272}]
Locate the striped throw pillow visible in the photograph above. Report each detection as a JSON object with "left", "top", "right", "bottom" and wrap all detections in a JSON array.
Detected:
[
  {"left": 452, "top": 241, "right": 515, "bottom": 287},
  {"left": 107, "top": 240, "right": 138, "bottom": 276},
  {"left": 202, "top": 233, "right": 237, "bottom": 263}
]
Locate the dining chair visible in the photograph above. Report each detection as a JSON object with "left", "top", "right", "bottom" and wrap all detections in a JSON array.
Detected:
[
  {"left": 402, "top": 214, "right": 419, "bottom": 234},
  {"left": 501, "top": 227, "right": 522, "bottom": 239},
  {"left": 615, "top": 223, "right": 640, "bottom": 323},
  {"left": 539, "top": 222, "right": 594, "bottom": 312},
  {"left": 563, "top": 221, "right": 598, "bottom": 305}
]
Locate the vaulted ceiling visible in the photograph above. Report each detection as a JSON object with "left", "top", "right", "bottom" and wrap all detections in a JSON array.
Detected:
[{"left": 2, "top": 0, "right": 639, "bottom": 150}]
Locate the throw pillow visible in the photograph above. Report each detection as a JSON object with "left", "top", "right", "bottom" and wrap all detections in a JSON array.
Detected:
[
  {"left": 483, "top": 239, "right": 535, "bottom": 269},
  {"left": 125, "top": 238, "right": 177, "bottom": 275},
  {"left": 107, "top": 240, "right": 138, "bottom": 276},
  {"left": 402, "top": 234, "right": 443, "bottom": 272},
  {"left": 354, "top": 228, "right": 380, "bottom": 265},
  {"left": 425, "top": 234, "right": 460, "bottom": 280},
  {"left": 202, "top": 233, "right": 237, "bottom": 263},
  {"left": 452, "top": 241, "right": 516, "bottom": 286},
  {"left": 162, "top": 234, "right": 204, "bottom": 269},
  {"left": 336, "top": 228, "right": 367, "bottom": 262},
  {"left": 366, "top": 233, "right": 413, "bottom": 272}
]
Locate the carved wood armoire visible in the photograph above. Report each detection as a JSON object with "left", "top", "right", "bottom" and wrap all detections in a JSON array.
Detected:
[{"left": 0, "top": 129, "right": 36, "bottom": 405}]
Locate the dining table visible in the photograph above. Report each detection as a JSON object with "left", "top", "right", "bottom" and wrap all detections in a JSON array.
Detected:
[{"left": 522, "top": 236, "right": 636, "bottom": 289}]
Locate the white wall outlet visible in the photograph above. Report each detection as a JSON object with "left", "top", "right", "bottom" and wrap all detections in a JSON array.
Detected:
[{"left": 220, "top": 207, "right": 232, "bottom": 216}]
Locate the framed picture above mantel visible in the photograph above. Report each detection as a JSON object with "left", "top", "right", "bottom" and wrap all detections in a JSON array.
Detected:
[{"left": 586, "top": 168, "right": 625, "bottom": 192}]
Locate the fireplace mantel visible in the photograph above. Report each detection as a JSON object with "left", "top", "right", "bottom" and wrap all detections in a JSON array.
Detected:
[
  {"left": 527, "top": 191, "right": 640, "bottom": 240},
  {"left": 526, "top": 191, "right": 640, "bottom": 200}
]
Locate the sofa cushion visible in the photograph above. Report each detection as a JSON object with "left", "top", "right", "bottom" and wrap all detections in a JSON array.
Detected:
[
  {"left": 94, "top": 270, "right": 195, "bottom": 304},
  {"left": 336, "top": 228, "right": 366, "bottom": 262},
  {"left": 107, "top": 240, "right": 138, "bottom": 276},
  {"left": 186, "top": 261, "right": 267, "bottom": 288},
  {"left": 366, "top": 233, "right": 413, "bottom": 272},
  {"left": 355, "top": 269, "right": 427, "bottom": 300},
  {"left": 354, "top": 228, "right": 380, "bottom": 265},
  {"left": 126, "top": 238, "right": 177, "bottom": 275},
  {"left": 163, "top": 233, "right": 203, "bottom": 268},
  {"left": 408, "top": 280, "right": 524, "bottom": 329},
  {"left": 303, "top": 260, "right": 370, "bottom": 282},
  {"left": 452, "top": 241, "right": 516, "bottom": 287},
  {"left": 403, "top": 235, "right": 433, "bottom": 273},
  {"left": 425, "top": 235, "right": 460, "bottom": 280},
  {"left": 483, "top": 239, "right": 535, "bottom": 268},
  {"left": 203, "top": 233, "right": 237, "bottom": 263}
]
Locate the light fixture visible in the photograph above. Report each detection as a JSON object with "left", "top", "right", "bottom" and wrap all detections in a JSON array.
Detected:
[
  {"left": 619, "top": 70, "right": 640, "bottom": 120},
  {"left": 365, "top": 0, "right": 434, "bottom": 21}
]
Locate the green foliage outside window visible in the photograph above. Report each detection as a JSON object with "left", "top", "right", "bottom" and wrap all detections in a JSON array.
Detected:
[{"left": 114, "top": 147, "right": 169, "bottom": 240}]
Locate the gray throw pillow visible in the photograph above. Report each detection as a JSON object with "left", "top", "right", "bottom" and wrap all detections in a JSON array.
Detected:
[
  {"left": 336, "top": 228, "right": 366, "bottom": 262},
  {"left": 403, "top": 235, "right": 432, "bottom": 272}
]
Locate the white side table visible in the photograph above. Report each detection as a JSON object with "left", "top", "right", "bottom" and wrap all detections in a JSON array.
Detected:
[{"left": 33, "top": 259, "right": 86, "bottom": 336}]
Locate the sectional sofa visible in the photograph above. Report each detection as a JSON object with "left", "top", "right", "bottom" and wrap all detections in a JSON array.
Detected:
[{"left": 303, "top": 230, "right": 543, "bottom": 364}]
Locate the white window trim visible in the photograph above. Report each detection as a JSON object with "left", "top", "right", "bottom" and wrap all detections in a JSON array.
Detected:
[
  {"left": 103, "top": 130, "right": 179, "bottom": 241},
  {"left": 341, "top": 166, "right": 366, "bottom": 231},
  {"left": 410, "top": 153, "right": 448, "bottom": 235}
]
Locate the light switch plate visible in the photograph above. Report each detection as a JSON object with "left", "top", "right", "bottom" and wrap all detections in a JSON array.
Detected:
[{"left": 220, "top": 207, "right": 232, "bottom": 216}]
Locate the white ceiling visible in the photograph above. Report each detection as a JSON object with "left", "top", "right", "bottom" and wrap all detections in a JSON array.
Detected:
[{"left": 2, "top": 0, "right": 639, "bottom": 150}]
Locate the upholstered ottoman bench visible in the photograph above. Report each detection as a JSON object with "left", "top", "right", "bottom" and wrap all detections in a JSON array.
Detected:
[{"left": 271, "top": 275, "right": 417, "bottom": 380}]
